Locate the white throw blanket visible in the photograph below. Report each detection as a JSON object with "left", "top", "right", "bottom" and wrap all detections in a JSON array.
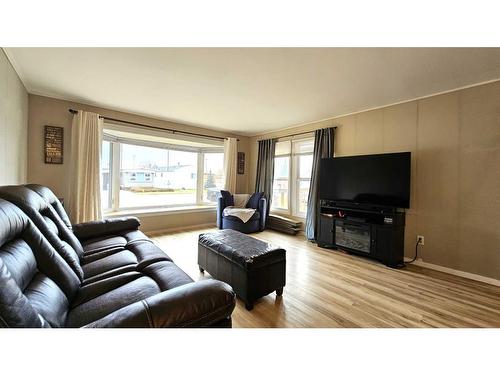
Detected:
[{"left": 223, "top": 207, "right": 256, "bottom": 223}]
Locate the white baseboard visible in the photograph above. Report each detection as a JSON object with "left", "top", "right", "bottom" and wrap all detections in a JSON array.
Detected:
[
  {"left": 404, "top": 257, "right": 500, "bottom": 287},
  {"left": 145, "top": 223, "right": 215, "bottom": 237}
]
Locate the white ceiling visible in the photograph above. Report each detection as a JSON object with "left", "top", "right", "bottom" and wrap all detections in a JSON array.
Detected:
[{"left": 6, "top": 48, "right": 500, "bottom": 136}]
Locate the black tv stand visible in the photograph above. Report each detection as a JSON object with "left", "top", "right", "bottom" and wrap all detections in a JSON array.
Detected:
[{"left": 316, "top": 200, "right": 405, "bottom": 267}]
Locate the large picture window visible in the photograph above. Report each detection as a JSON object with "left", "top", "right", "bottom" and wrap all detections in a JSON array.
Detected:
[
  {"left": 101, "top": 125, "right": 224, "bottom": 213},
  {"left": 271, "top": 137, "right": 314, "bottom": 217}
]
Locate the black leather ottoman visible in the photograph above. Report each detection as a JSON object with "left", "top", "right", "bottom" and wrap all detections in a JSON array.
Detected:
[{"left": 198, "top": 229, "right": 286, "bottom": 310}]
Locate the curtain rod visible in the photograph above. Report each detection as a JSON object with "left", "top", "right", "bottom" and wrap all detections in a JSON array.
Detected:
[
  {"left": 68, "top": 109, "right": 238, "bottom": 142},
  {"left": 270, "top": 126, "right": 337, "bottom": 140}
]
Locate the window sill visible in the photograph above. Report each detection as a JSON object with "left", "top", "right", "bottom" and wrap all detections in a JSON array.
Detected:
[{"left": 104, "top": 205, "right": 216, "bottom": 218}]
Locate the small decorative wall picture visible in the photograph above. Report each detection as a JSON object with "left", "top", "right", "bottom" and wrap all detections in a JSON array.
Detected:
[
  {"left": 44, "top": 125, "right": 64, "bottom": 164},
  {"left": 237, "top": 152, "right": 245, "bottom": 174}
]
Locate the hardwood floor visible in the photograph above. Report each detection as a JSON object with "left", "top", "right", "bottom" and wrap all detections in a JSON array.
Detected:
[{"left": 152, "top": 227, "right": 500, "bottom": 328}]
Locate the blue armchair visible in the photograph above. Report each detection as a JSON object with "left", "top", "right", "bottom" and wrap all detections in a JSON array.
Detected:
[{"left": 217, "top": 195, "right": 267, "bottom": 233}]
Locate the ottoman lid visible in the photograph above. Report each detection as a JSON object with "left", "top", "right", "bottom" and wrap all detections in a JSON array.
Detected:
[{"left": 199, "top": 229, "right": 285, "bottom": 268}]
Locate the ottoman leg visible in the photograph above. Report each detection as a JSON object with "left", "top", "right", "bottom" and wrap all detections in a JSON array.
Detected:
[
  {"left": 276, "top": 288, "right": 283, "bottom": 296},
  {"left": 199, "top": 266, "right": 204, "bottom": 273},
  {"left": 245, "top": 301, "right": 254, "bottom": 311}
]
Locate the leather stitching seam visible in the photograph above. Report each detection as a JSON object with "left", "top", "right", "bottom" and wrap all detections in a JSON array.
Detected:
[
  {"left": 142, "top": 300, "right": 154, "bottom": 328},
  {"left": 176, "top": 301, "right": 234, "bottom": 328}
]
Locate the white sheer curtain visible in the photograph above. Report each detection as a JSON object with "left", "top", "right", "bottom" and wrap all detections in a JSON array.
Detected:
[
  {"left": 68, "top": 110, "right": 104, "bottom": 223},
  {"left": 223, "top": 137, "right": 238, "bottom": 193}
]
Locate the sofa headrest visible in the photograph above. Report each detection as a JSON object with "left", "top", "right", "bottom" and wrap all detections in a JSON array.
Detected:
[
  {"left": 0, "top": 199, "right": 81, "bottom": 327},
  {"left": 0, "top": 185, "right": 47, "bottom": 213},
  {"left": 0, "top": 185, "right": 84, "bottom": 281},
  {"left": 25, "top": 184, "right": 72, "bottom": 228},
  {"left": 0, "top": 198, "right": 30, "bottom": 248}
]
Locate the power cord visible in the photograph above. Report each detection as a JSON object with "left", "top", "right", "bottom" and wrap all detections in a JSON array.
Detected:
[{"left": 405, "top": 237, "right": 422, "bottom": 264}]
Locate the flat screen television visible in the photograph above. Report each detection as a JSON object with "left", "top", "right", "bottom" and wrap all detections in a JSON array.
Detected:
[{"left": 319, "top": 152, "right": 411, "bottom": 208}]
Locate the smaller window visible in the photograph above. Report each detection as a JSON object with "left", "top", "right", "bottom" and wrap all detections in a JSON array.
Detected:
[
  {"left": 271, "top": 137, "right": 314, "bottom": 217},
  {"left": 292, "top": 138, "right": 314, "bottom": 217}
]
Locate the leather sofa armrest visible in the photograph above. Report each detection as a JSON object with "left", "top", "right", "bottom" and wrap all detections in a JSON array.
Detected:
[
  {"left": 258, "top": 197, "right": 267, "bottom": 231},
  {"left": 73, "top": 217, "right": 141, "bottom": 241},
  {"left": 216, "top": 196, "right": 226, "bottom": 229},
  {"left": 82, "top": 279, "right": 236, "bottom": 328}
]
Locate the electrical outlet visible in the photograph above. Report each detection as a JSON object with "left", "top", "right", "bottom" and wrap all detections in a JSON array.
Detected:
[{"left": 417, "top": 235, "right": 425, "bottom": 246}]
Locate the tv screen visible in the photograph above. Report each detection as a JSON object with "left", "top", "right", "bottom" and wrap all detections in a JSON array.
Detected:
[{"left": 319, "top": 152, "right": 411, "bottom": 208}]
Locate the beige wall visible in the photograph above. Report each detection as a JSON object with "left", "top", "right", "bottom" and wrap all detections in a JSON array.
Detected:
[
  {"left": 28, "top": 94, "right": 250, "bottom": 232},
  {"left": 248, "top": 81, "right": 500, "bottom": 280},
  {"left": 0, "top": 50, "right": 28, "bottom": 184}
]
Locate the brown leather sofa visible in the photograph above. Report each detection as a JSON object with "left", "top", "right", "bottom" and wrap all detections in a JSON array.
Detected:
[{"left": 0, "top": 185, "right": 235, "bottom": 328}]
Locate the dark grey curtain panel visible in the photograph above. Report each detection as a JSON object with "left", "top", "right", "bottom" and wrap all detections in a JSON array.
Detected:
[
  {"left": 254, "top": 138, "right": 277, "bottom": 219},
  {"left": 305, "top": 127, "right": 335, "bottom": 241}
]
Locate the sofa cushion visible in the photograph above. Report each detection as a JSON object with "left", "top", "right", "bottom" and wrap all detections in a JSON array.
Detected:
[
  {"left": 233, "top": 194, "right": 250, "bottom": 208},
  {"left": 82, "top": 251, "right": 138, "bottom": 279},
  {"left": 72, "top": 271, "right": 143, "bottom": 307},
  {"left": 220, "top": 190, "right": 234, "bottom": 207},
  {"left": 125, "top": 241, "right": 172, "bottom": 267},
  {"left": 246, "top": 192, "right": 264, "bottom": 209},
  {"left": 66, "top": 276, "right": 162, "bottom": 327},
  {"left": 81, "top": 236, "right": 128, "bottom": 255},
  {"left": 141, "top": 261, "right": 193, "bottom": 291},
  {"left": 24, "top": 273, "right": 69, "bottom": 328},
  {"left": 66, "top": 260, "right": 194, "bottom": 327},
  {"left": 82, "top": 279, "right": 235, "bottom": 328},
  {"left": 81, "top": 265, "right": 138, "bottom": 286}
]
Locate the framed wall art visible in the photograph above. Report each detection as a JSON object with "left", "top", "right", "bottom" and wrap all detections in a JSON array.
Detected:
[
  {"left": 44, "top": 125, "right": 64, "bottom": 164},
  {"left": 237, "top": 152, "right": 245, "bottom": 174}
]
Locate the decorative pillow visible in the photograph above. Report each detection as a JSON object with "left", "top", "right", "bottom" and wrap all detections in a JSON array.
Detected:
[
  {"left": 246, "top": 192, "right": 264, "bottom": 209},
  {"left": 220, "top": 190, "right": 234, "bottom": 207},
  {"left": 233, "top": 194, "right": 250, "bottom": 208}
]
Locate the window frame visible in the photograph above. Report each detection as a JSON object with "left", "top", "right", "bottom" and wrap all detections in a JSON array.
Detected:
[
  {"left": 271, "top": 155, "right": 291, "bottom": 212},
  {"left": 201, "top": 152, "right": 225, "bottom": 204},
  {"left": 271, "top": 136, "right": 314, "bottom": 218},
  {"left": 102, "top": 128, "right": 224, "bottom": 214}
]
